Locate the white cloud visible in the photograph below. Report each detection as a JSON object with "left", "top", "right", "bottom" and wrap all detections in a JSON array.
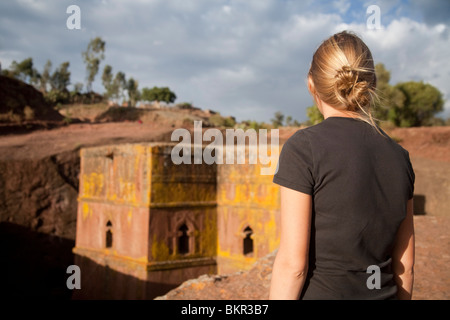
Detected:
[
  {"left": 16, "top": 0, "right": 49, "bottom": 12},
  {"left": 222, "top": 5, "right": 231, "bottom": 15},
  {"left": 0, "top": 0, "right": 449, "bottom": 121},
  {"left": 333, "top": 0, "right": 351, "bottom": 15}
]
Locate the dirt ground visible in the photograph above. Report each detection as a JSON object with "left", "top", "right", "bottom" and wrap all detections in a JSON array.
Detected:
[
  {"left": 0, "top": 121, "right": 448, "bottom": 300},
  {"left": 389, "top": 126, "right": 450, "bottom": 163},
  {"left": 413, "top": 215, "right": 449, "bottom": 300},
  {"left": 155, "top": 215, "right": 449, "bottom": 300},
  {"left": 0, "top": 122, "right": 175, "bottom": 161}
]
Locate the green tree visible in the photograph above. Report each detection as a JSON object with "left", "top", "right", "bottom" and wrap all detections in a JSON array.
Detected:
[
  {"left": 10, "top": 57, "right": 34, "bottom": 83},
  {"left": 373, "top": 63, "right": 405, "bottom": 121},
  {"left": 30, "top": 68, "right": 41, "bottom": 89},
  {"left": 373, "top": 63, "right": 443, "bottom": 127},
  {"left": 285, "top": 115, "right": 293, "bottom": 126},
  {"left": 102, "top": 64, "right": 114, "bottom": 99},
  {"left": 82, "top": 37, "right": 105, "bottom": 92},
  {"left": 284, "top": 115, "right": 301, "bottom": 127},
  {"left": 239, "top": 120, "right": 270, "bottom": 131},
  {"left": 39, "top": 60, "right": 52, "bottom": 93},
  {"left": 111, "top": 71, "right": 126, "bottom": 103},
  {"left": 50, "top": 61, "right": 71, "bottom": 91},
  {"left": 126, "top": 78, "right": 140, "bottom": 107},
  {"left": 392, "top": 81, "right": 444, "bottom": 127},
  {"left": 306, "top": 105, "right": 324, "bottom": 125},
  {"left": 1, "top": 67, "right": 14, "bottom": 77},
  {"left": 141, "top": 86, "right": 177, "bottom": 105},
  {"left": 271, "top": 111, "right": 284, "bottom": 128},
  {"left": 73, "top": 82, "right": 83, "bottom": 94}
]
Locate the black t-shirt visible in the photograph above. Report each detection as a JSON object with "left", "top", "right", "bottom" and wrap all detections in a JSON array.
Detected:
[{"left": 273, "top": 117, "right": 415, "bottom": 300}]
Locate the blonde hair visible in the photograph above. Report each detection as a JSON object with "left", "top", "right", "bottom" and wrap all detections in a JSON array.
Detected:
[{"left": 308, "top": 31, "right": 380, "bottom": 130}]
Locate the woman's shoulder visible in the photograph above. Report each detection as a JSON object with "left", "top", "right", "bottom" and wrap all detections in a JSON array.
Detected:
[
  {"left": 284, "top": 122, "right": 327, "bottom": 144},
  {"left": 286, "top": 121, "right": 328, "bottom": 139},
  {"left": 283, "top": 128, "right": 310, "bottom": 148},
  {"left": 377, "top": 127, "right": 412, "bottom": 158},
  {"left": 282, "top": 122, "right": 331, "bottom": 152}
]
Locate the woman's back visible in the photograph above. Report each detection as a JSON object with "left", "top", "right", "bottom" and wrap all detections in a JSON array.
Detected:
[
  {"left": 269, "top": 31, "right": 415, "bottom": 300},
  {"left": 274, "top": 117, "right": 414, "bottom": 299}
]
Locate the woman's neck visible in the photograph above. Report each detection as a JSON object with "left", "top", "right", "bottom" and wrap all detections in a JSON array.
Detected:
[{"left": 317, "top": 100, "right": 354, "bottom": 119}]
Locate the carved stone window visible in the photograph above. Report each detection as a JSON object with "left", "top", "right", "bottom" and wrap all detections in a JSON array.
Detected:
[
  {"left": 178, "top": 224, "right": 190, "bottom": 255},
  {"left": 243, "top": 226, "right": 253, "bottom": 256},
  {"left": 106, "top": 220, "right": 113, "bottom": 248}
]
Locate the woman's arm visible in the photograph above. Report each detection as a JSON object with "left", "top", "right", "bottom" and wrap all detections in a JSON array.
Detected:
[
  {"left": 392, "top": 198, "right": 415, "bottom": 300},
  {"left": 269, "top": 186, "right": 312, "bottom": 300}
]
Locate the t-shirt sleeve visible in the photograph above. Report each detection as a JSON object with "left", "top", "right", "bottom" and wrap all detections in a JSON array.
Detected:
[
  {"left": 405, "top": 150, "right": 415, "bottom": 200},
  {"left": 273, "top": 131, "right": 314, "bottom": 195}
]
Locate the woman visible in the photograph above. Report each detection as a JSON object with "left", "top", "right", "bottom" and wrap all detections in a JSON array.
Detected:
[{"left": 269, "top": 31, "right": 415, "bottom": 300}]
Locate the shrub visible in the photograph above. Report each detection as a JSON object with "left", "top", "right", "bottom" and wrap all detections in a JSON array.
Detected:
[
  {"left": 23, "top": 106, "right": 35, "bottom": 121},
  {"left": 209, "top": 113, "right": 236, "bottom": 128}
]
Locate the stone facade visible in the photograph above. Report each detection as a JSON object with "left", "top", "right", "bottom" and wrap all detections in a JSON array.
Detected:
[
  {"left": 73, "top": 142, "right": 280, "bottom": 299},
  {"left": 216, "top": 149, "right": 281, "bottom": 274}
]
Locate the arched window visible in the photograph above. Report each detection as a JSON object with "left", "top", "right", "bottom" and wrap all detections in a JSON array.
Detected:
[
  {"left": 178, "top": 224, "right": 189, "bottom": 255},
  {"left": 106, "top": 220, "right": 113, "bottom": 248},
  {"left": 243, "top": 226, "right": 253, "bottom": 256}
]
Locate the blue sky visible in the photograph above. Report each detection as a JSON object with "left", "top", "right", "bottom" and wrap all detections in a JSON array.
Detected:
[{"left": 0, "top": 0, "right": 449, "bottom": 122}]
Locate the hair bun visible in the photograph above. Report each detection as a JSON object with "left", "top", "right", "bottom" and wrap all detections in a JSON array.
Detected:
[
  {"left": 334, "top": 65, "right": 369, "bottom": 111},
  {"left": 309, "top": 31, "right": 379, "bottom": 130}
]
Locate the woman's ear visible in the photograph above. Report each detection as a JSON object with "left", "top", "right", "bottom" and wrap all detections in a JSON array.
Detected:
[
  {"left": 308, "top": 76, "right": 324, "bottom": 115},
  {"left": 307, "top": 76, "right": 319, "bottom": 106},
  {"left": 307, "top": 76, "right": 315, "bottom": 95}
]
